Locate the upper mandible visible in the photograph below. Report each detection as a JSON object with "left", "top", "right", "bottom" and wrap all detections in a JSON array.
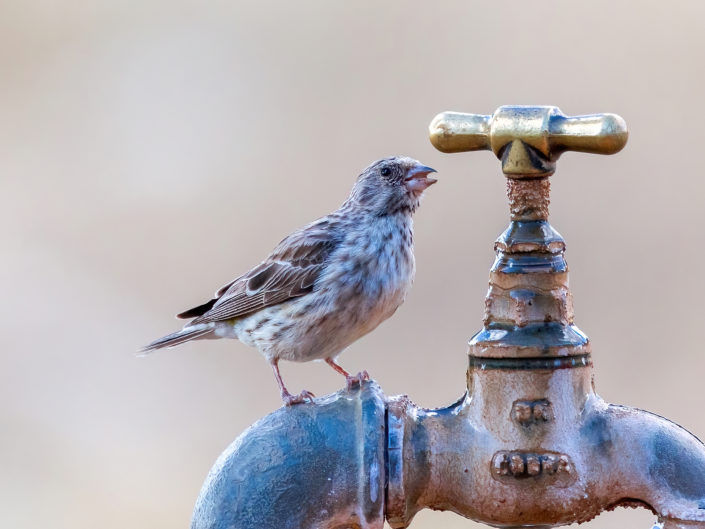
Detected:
[{"left": 429, "top": 106, "right": 628, "bottom": 178}]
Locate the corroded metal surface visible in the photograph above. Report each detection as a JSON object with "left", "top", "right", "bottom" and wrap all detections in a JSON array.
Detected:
[
  {"left": 192, "top": 375, "right": 705, "bottom": 529},
  {"left": 191, "top": 107, "right": 705, "bottom": 529},
  {"left": 471, "top": 216, "right": 585, "bottom": 359},
  {"left": 506, "top": 178, "right": 552, "bottom": 220},
  {"left": 418, "top": 106, "right": 704, "bottom": 528},
  {"left": 386, "top": 365, "right": 705, "bottom": 528}
]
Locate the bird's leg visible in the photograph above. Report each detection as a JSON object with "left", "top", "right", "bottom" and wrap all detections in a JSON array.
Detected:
[
  {"left": 325, "top": 358, "right": 369, "bottom": 390},
  {"left": 270, "top": 358, "right": 315, "bottom": 406}
]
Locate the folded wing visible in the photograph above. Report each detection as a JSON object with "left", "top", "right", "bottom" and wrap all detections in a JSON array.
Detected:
[{"left": 180, "top": 219, "right": 339, "bottom": 324}]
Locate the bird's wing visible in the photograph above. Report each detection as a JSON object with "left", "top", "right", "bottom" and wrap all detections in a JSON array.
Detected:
[{"left": 182, "top": 219, "right": 339, "bottom": 323}]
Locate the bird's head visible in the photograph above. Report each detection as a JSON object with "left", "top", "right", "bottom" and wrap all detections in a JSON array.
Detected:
[{"left": 347, "top": 156, "right": 437, "bottom": 215}]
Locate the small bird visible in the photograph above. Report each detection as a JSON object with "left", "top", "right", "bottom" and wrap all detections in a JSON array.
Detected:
[{"left": 141, "top": 156, "right": 437, "bottom": 405}]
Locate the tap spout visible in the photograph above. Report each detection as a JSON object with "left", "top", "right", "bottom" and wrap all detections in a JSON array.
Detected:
[{"left": 386, "top": 371, "right": 705, "bottom": 528}]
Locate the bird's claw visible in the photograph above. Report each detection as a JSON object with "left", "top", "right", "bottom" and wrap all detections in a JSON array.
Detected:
[
  {"left": 345, "top": 370, "right": 370, "bottom": 390},
  {"left": 282, "top": 389, "right": 316, "bottom": 406}
]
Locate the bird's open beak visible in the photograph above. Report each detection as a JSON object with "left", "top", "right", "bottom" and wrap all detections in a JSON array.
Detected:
[{"left": 404, "top": 164, "right": 438, "bottom": 195}]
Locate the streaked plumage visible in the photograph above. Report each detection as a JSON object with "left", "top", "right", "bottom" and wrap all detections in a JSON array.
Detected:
[{"left": 141, "top": 156, "right": 437, "bottom": 405}]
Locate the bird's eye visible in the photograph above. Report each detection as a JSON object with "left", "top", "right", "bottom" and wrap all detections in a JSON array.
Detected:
[{"left": 380, "top": 167, "right": 391, "bottom": 177}]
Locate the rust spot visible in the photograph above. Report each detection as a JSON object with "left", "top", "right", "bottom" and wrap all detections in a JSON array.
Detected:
[
  {"left": 510, "top": 454, "right": 525, "bottom": 474},
  {"left": 557, "top": 455, "right": 572, "bottom": 474},
  {"left": 542, "top": 454, "right": 558, "bottom": 475},
  {"left": 512, "top": 399, "right": 553, "bottom": 425},
  {"left": 491, "top": 451, "right": 576, "bottom": 486},
  {"left": 526, "top": 455, "right": 541, "bottom": 476},
  {"left": 514, "top": 402, "right": 533, "bottom": 423},
  {"left": 492, "top": 453, "right": 510, "bottom": 476},
  {"left": 533, "top": 401, "right": 552, "bottom": 421},
  {"left": 507, "top": 178, "right": 550, "bottom": 221}
]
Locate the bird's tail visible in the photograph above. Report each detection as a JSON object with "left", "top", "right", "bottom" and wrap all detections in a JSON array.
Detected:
[{"left": 138, "top": 324, "right": 214, "bottom": 356}]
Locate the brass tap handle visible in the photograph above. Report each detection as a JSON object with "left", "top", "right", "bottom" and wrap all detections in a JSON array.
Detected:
[{"left": 429, "top": 106, "right": 628, "bottom": 178}]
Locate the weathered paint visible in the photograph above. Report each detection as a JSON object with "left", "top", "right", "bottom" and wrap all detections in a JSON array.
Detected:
[{"left": 191, "top": 108, "right": 705, "bottom": 529}]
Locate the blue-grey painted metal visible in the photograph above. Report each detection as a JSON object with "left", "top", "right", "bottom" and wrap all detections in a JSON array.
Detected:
[
  {"left": 190, "top": 107, "right": 705, "bottom": 529},
  {"left": 191, "top": 382, "right": 386, "bottom": 529}
]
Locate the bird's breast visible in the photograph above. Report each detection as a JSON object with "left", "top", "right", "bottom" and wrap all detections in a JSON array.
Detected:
[{"left": 324, "top": 215, "right": 415, "bottom": 318}]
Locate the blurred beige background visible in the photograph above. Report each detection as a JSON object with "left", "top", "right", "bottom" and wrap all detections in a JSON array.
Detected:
[{"left": 2, "top": 1, "right": 704, "bottom": 528}]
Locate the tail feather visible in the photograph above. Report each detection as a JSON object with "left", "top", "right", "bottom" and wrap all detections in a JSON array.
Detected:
[{"left": 139, "top": 325, "right": 214, "bottom": 355}]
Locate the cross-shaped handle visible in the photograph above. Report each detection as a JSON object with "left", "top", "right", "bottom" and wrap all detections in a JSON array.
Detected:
[{"left": 429, "top": 106, "right": 628, "bottom": 178}]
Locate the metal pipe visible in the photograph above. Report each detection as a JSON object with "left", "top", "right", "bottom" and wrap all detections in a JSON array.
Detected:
[
  {"left": 191, "top": 383, "right": 387, "bottom": 529},
  {"left": 387, "top": 362, "right": 705, "bottom": 528},
  {"left": 191, "top": 107, "right": 705, "bottom": 529}
]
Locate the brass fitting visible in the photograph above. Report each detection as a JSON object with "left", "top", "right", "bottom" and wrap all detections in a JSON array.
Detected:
[{"left": 429, "top": 106, "right": 628, "bottom": 177}]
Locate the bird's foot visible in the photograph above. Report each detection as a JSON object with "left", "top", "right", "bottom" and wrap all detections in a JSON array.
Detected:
[
  {"left": 345, "top": 371, "right": 370, "bottom": 390},
  {"left": 282, "top": 389, "right": 316, "bottom": 406}
]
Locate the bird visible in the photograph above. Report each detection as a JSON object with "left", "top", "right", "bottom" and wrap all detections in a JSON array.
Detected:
[{"left": 140, "top": 156, "right": 437, "bottom": 405}]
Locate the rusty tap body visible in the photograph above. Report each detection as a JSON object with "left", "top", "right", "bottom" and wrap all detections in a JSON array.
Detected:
[{"left": 191, "top": 107, "right": 705, "bottom": 529}]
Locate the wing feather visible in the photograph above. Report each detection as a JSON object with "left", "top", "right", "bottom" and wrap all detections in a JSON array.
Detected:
[{"left": 185, "top": 219, "right": 339, "bottom": 324}]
